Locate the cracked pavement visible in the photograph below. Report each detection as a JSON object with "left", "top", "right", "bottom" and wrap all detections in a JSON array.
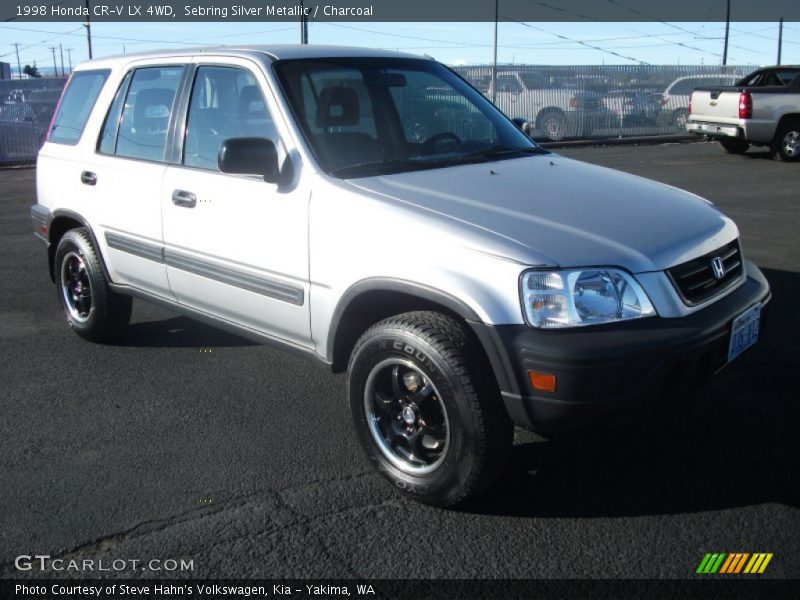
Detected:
[{"left": 1, "top": 142, "right": 798, "bottom": 579}]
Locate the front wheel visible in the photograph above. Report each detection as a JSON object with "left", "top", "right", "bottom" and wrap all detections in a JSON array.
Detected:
[
  {"left": 347, "top": 311, "right": 512, "bottom": 507},
  {"left": 54, "top": 228, "right": 132, "bottom": 342},
  {"left": 673, "top": 109, "right": 689, "bottom": 130},
  {"left": 538, "top": 110, "right": 566, "bottom": 141},
  {"left": 719, "top": 138, "right": 749, "bottom": 155},
  {"left": 771, "top": 120, "right": 800, "bottom": 162}
]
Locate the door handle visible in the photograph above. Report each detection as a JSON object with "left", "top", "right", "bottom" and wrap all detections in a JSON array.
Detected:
[
  {"left": 172, "top": 190, "right": 197, "bottom": 208},
  {"left": 80, "top": 171, "right": 97, "bottom": 186}
]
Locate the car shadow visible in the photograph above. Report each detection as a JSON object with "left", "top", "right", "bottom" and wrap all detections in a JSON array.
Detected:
[
  {"left": 463, "top": 266, "right": 799, "bottom": 518},
  {"left": 113, "top": 315, "right": 256, "bottom": 348},
  {"left": 741, "top": 148, "right": 775, "bottom": 160}
]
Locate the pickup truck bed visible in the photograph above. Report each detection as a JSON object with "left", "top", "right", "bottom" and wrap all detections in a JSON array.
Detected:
[{"left": 687, "top": 66, "right": 800, "bottom": 161}]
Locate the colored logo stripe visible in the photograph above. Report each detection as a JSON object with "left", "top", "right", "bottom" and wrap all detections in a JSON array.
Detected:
[
  {"left": 719, "top": 553, "right": 749, "bottom": 573},
  {"left": 697, "top": 553, "right": 726, "bottom": 574},
  {"left": 744, "top": 553, "right": 773, "bottom": 574},
  {"left": 697, "top": 553, "right": 773, "bottom": 574}
]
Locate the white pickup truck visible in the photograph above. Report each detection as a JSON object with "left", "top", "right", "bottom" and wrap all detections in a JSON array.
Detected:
[
  {"left": 687, "top": 66, "right": 800, "bottom": 161},
  {"left": 490, "top": 71, "right": 604, "bottom": 141}
]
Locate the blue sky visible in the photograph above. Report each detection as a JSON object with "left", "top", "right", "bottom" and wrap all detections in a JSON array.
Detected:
[{"left": 1, "top": 21, "right": 798, "bottom": 74}]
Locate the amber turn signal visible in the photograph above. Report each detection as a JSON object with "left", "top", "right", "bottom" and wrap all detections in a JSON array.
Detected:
[{"left": 528, "top": 371, "right": 557, "bottom": 393}]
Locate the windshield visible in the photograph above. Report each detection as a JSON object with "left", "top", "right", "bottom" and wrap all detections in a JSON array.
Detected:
[{"left": 272, "top": 57, "right": 545, "bottom": 178}]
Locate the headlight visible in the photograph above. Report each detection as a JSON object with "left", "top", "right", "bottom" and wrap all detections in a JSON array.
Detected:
[{"left": 520, "top": 268, "right": 656, "bottom": 328}]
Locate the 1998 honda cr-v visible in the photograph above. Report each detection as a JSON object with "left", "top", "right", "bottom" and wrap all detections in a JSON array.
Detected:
[{"left": 31, "top": 46, "right": 770, "bottom": 506}]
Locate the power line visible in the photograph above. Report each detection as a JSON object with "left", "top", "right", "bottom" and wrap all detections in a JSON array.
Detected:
[
  {"left": 0, "top": 25, "right": 83, "bottom": 58},
  {"left": 0, "top": 23, "right": 209, "bottom": 45},
  {"left": 181, "top": 25, "right": 299, "bottom": 42},
  {"left": 730, "top": 26, "right": 800, "bottom": 46},
  {"left": 603, "top": 0, "right": 762, "bottom": 60},
  {"left": 505, "top": 19, "right": 648, "bottom": 64},
  {"left": 320, "top": 22, "right": 488, "bottom": 48}
]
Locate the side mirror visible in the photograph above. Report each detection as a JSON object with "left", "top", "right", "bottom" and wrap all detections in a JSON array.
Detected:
[
  {"left": 218, "top": 137, "right": 279, "bottom": 183},
  {"left": 511, "top": 117, "right": 531, "bottom": 134}
]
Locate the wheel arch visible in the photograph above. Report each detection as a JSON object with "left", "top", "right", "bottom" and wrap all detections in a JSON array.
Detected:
[
  {"left": 48, "top": 210, "right": 111, "bottom": 283},
  {"left": 327, "top": 278, "right": 514, "bottom": 394},
  {"left": 775, "top": 112, "right": 800, "bottom": 132},
  {"left": 534, "top": 106, "right": 564, "bottom": 125}
]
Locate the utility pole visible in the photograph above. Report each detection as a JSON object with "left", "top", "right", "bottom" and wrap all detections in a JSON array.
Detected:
[
  {"left": 722, "top": 0, "right": 730, "bottom": 65},
  {"left": 84, "top": 0, "right": 93, "bottom": 59},
  {"left": 14, "top": 42, "right": 22, "bottom": 79},
  {"left": 59, "top": 43, "right": 65, "bottom": 77},
  {"left": 300, "top": 0, "right": 308, "bottom": 44},
  {"left": 777, "top": 17, "right": 783, "bottom": 65},
  {"left": 49, "top": 46, "right": 58, "bottom": 78},
  {"left": 492, "top": 0, "right": 498, "bottom": 103},
  {"left": 66, "top": 48, "right": 74, "bottom": 73}
]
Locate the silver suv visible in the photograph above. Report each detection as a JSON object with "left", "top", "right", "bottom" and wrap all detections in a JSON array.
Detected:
[{"left": 31, "top": 46, "right": 770, "bottom": 506}]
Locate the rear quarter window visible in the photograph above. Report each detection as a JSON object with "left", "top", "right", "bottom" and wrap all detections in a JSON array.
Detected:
[{"left": 47, "top": 69, "right": 110, "bottom": 145}]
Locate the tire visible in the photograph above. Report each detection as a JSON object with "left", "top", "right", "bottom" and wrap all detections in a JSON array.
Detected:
[
  {"left": 54, "top": 228, "right": 132, "bottom": 342},
  {"left": 770, "top": 119, "right": 800, "bottom": 162},
  {"left": 673, "top": 109, "right": 689, "bottom": 131},
  {"left": 538, "top": 110, "right": 566, "bottom": 141},
  {"left": 347, "top": 311, "right": 512, "bottom": 507},
  {"left": 719, "top": 138, "right": 749, "bottom": 155}
]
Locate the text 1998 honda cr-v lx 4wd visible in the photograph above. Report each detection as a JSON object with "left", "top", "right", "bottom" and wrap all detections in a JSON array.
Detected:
[{"left": 31, "top": 46, "right": 770, "bottom": 506}]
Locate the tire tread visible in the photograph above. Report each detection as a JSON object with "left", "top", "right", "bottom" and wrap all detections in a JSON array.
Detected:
[{"left": 349, "top": 310, "right": 512, "bottom": 506}]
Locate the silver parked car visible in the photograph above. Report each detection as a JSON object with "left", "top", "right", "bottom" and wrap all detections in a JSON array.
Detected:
[{"left": 31, "top": 46, "right": 770, "bottom": 506}]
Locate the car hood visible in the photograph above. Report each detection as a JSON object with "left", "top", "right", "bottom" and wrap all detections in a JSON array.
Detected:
[{"left": 346, "top": 154, "right": 737, "bottom": 272}]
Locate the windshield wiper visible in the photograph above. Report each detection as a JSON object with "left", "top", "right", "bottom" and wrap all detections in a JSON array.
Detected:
[
  {"left": 330, "top": 158, "right": 434, "bottom": 178},
  {"left": 453, "top": 145, "right": 548, "bottom": 164}
]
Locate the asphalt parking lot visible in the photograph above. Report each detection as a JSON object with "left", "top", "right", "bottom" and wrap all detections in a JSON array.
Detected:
[{"left": 1, "top": 141, "right": 798, "bottom": 581}]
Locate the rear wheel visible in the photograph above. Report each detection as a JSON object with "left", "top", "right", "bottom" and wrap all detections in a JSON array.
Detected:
[
  {"left": 719, "top": 138, "right": 749, "bottom": 155},
  {"left": 54, "top": 228, "right": 132, "bottom": 342},
  {"left": 347, "top": 311, "right": 512, "bottom": 507},
  {"left": 771, "top": 119, "right": 800, "bottom": 162}
]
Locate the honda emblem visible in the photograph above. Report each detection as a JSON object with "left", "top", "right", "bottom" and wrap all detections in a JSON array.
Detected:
[{"left": 711, "top": 257, "right": 725, "bottom": 280}]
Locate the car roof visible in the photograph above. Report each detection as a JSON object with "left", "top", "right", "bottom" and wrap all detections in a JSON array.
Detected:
[{"left": 74, "top": 44, "right": 429, "bottom": 71}]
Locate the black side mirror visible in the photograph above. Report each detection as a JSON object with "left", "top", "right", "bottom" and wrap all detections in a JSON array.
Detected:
[
  {"left": 218, "top": 137, "right": 279, "bottom": 183},
  {"left": 511, "top": 117, "right": 531, "bottom": 134}
]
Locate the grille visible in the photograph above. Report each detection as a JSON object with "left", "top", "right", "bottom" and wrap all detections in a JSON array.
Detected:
[{"left": 667, "top": 239, "right": 743, "bottom": 306}]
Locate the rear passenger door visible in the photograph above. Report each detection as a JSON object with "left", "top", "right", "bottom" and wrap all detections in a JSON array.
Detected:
[
  {"left": 161, "top": 58, "right": 311, "bottom": 348},
  {"left": 92, "top": 61, "right": 187, "bottom": 298}
]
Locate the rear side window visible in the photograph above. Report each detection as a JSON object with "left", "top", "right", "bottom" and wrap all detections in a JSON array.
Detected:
[
  {"left": 47, "top": 69, "right": 109, "bottom": 145},
  {"left": 114, "top": 66, "right": 184, "bottom": 162},
  {"left": 98, "top": 72, "right": 132, "bottom": 154}
]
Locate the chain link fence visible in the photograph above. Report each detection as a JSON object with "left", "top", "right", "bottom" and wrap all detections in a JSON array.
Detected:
[
  {"left": 0, "top": 78, "right": 66, "bottom": 164},
  {"left": 453, "top": 64, "right": 753, "bottom": 141},
  {"left": 1, "top": 65, "right": 755, "bottom": 164}
]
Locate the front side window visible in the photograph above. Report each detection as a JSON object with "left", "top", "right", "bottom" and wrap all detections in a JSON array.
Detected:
[
  {"left": 274, "top": 58, "right": 542, "bottom": 178},
  {"left": 47, "top": 69, "right": 109, "bottom": 145},
  {"left": 115, "top": 66, "right": 183, "bottom": 162},
  {"left": 183, "top": 66, "right": 279, "bottom": 170}
]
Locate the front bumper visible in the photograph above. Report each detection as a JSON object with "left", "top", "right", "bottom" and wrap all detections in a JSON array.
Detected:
[{"left": 473, "top": 261, "right": 770, "bottom": 434}]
